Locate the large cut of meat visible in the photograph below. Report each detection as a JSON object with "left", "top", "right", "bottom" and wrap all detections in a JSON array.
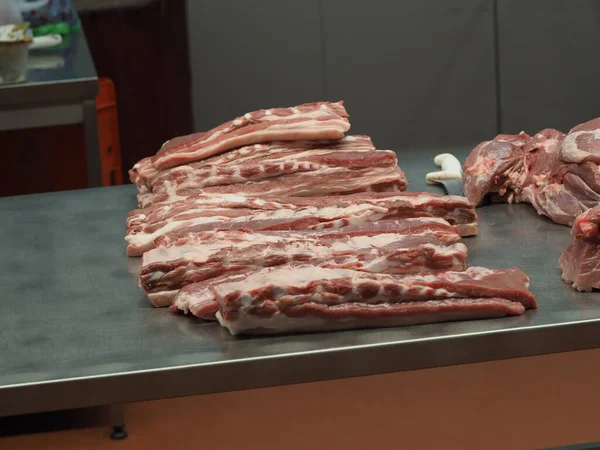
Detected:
[
  {"left": 211, "top": 266, "right": 537, "bottom": 335},
  {"left": 125, "top": 192, "right": 478, "bottom": 256},
  {"left": 143, "top": 135, "right": 377, "bottom": 194},
  {"left": 559, "top": 205, "right": 600, "bottom": 291},
  {"left": 462, "top": 132, "right": 531, "bottom": 206},
  {"left": 123, "top": 99, "right": 539, "bottom": 336},
  {"left": 142, "top": 218, "right": 466, "bottom": 308},
  {"left": 155, "top": 218, "right": 461, "bottom": 248},
  {"left": 463, "top": 118, "right": 600, "bottom": 227},
  {"left": 162, "top": 165, "right": 406, "bottom": 198},
  {"left": 151, "top": 101, "right": 351, "bottom": 169}
]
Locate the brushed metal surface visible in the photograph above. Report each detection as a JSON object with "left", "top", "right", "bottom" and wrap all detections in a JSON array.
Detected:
[{"left": 1, "top": 148, "right": 599, "bottom": 417}]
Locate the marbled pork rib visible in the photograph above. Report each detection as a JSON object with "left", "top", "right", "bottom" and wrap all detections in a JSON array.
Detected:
[
  {"left": 179, "top": 165, "right": 406, "bottom": 197},
  {"left": 151, "top": 101, "right": 351, "bottom": 169},
  {"left": 134, "top": 135, "right": 375, "bottom": 194},
  {"left": 127, "top": 194, "right": 293, "bottom": 233},
  {"left": 150, "top": 149, "right": 397, "bottom": 194},
  {"left": 559, "top": 205, "right": 600, "bottom": 291},
  {"left": 145, "top": 236, "right": 467, "bottom": 308},
  {"left": 155, "top": 218, "right": 461, "bottom": 248},
  {"left": 212, "top": 266, "right": 537, "bottom": 335},
  {"left": 143, "top": 221, "right": 465, "bottom": 309},
  {"left": 167, "top": 219, "right": 463, "bottom": 318},
  {"left": 125, "top": 192, "right": 478, "bottom": 256}
]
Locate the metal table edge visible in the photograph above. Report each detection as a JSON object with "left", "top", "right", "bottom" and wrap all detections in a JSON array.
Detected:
[{"left": 2, "top": 318, "right": 600, "bottom": 417}]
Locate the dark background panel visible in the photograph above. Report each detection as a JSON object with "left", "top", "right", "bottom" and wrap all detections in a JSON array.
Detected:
[
  {"left": 498, "top": 0, "right": 600, "bottom": 134},
  {"left": 187, "top": 0, "right": 326, "bottom": 131},
  {"left": 322, "top": 0, "right": 497, "bottom": 151},
  {"left": 80, "top": 0, "right": 194, "bottom": 176}
]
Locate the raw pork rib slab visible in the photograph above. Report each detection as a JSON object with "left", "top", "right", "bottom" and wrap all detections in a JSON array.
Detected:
[
  {"left": 124, "top": 192, "right": 478, "bottom": 256},
  {"left": 559, "top": 205, "right": 600, "bottom": 291},
  {"left": 152, "top": 101, "right": 351, "bottom": 169},
  {"left": 212, "top": 266, "right": 537, "bottom": 335},
  {"left": 141, "top": 219, "right": 466, "bottom": 308},
  {"left": 143, "top": 135, "right": 377, "bottom": 194}
]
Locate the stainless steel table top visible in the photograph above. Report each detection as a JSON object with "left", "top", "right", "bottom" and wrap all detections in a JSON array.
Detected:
[
  {"left": 0, "top": 29, "right": 98, "bottom": 107},
  {"left": 2, "top": 148, "right": 600, "bottom": 417}
]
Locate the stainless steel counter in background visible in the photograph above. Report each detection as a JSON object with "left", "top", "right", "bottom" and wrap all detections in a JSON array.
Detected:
[
  {"left": 1, "top": 148, "right": 600, "bottom": 418},
  {"left": 0, "top": 27, "right": 100, "bottom": 187}
]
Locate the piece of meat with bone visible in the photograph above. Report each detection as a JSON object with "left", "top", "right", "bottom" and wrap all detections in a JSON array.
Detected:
[
  {"left": 125, "top": 192, "right": 478, "bottom": 256},
  {"left": 143, "top": 135, "right": 376, "bottom": 194},
  {"left": 559, "top": 205, "right": 600, "bottom": 291},
  {"left": 150, "top": 150, "right": 397, "bottom": 194},
  {"left": 462, "top": 132, "right": 532, "bottom": 206},
  {"left": 155, "top": 218, "right": 462, "bottom": 248},
  {"left": 151, "top": 101, "right": 351, "bottom": 169},
  {"left": 126, "top": 194, "right": 293, "bottom": 233},
  {"left": 142, "top": 219, "right": 466, "bottom": 308},
  {"left": 167, "top": 219, "right": 464, "bottom": 318},
  {"left": 212, "top": 266, "right": 537, "bottom": 335},
  {"left": 181, "top": 165, "right": 406, "bottom": 197},
  {"left": 560, "top": 117, "right": 600, "bottom": 164}
]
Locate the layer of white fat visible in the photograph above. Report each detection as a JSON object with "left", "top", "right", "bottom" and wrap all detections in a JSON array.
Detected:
[
  {"left": 216, "top": 303, "right": 514, "bottom": 335},
  {"left": 367, "top": 193, "right": 468, "bottom": 208},
  {"left": 561, "top": 128, "right": 600, "bottom": 163},
  {"left": 214, "top": 266, "right": 356, "bottom": 299},
  {"left": 215, "top": 265, "right": 502, "bottom": 304},
  {"left": 126, "top": 214, "right": 230, "bottom": 248},
  {"left": 162, "top": 116, "right": 351, "bottom": 160},
  {"left": 142, "top": 240, "right": 263, "bottom": 266},
  {"left": 147, "top": 289, "right": 179, "bottom": 307}
]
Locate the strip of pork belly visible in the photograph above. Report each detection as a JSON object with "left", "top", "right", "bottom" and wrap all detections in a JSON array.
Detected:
[
  {"left": 125, "top": 193, "right": 476, "bottom": 256},
  {"left": 214, "top": 266, "right": 536, "bottom": 335},
  {"left": 171, "top": 165, "right": 407, "bottom": 198},
  {"left": 141, "top": 231, "right": 466, "bottom": 295},
  {"left": 170, "top": 237, "right": 466, "bottom": 320},
  {"left": 148, "top": 136, "right": 376, "bottom": 192},
  {"left": 217, "top": 299, "right": 526, "bottom": 335},
  {"left": 155, "top": 218, "right": 461, "bottom": 248},
  {"left": 146, "top": 232, "right": 466, "bottom": 308},
  {"left": 150, "top": 150, "right": 397, "bottom": 193},
  {"left": 151, "top": 101, "right": 351, "bottom": 169},
  {"left": 133, "top": 135, "right": 373, "bottom": 194},
  {"left": 127, "top": 194, "right": 294, "bottom": 232}
]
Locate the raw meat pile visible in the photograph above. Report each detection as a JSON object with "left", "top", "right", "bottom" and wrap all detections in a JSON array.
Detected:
[
  {"left": 559, "top": 205, "right": 600, "bottom": 291},
  {"left": 463, "top": 118, "right": 600, "bottom": 226},
  {"left": 463, "top": 117, "right": 600, "bottom": 292},
  {"left": 127, "top": 101, "right": 536, "bottom": 335}
]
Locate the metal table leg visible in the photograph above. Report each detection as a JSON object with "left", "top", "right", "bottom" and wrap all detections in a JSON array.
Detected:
[
  {"left": 109, "top": 404, "right": 127, "bottom": 440},
  {"left": 82, "top": 99, "right": 102, "bottom": 188}
]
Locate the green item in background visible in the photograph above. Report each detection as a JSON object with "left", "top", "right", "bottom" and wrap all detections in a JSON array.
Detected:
[{"left": 32, "top": 21, "right": 80, "bottom": 37}]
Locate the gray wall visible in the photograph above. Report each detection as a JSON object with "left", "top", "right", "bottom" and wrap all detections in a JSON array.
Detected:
[{"left": 187, "top": 0, "right": 600, "bottom": 150}]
